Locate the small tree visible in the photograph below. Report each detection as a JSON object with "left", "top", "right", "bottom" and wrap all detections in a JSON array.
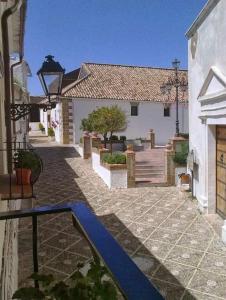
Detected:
[
  {"left": 80, "top": 106, "right": 127, "bottom": 151},
  {"left": 103, "top": 106, "right": 127, "bottom": 153}
]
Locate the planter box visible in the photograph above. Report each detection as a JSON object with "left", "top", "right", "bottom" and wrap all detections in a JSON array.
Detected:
[{"left": 92, "top": 151, "right": 127, "bottom": 188}]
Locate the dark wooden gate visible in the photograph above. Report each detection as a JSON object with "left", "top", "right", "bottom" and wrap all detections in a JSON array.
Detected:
[{"left": 216, "top": 125, "right": 226, "bottom": 217}]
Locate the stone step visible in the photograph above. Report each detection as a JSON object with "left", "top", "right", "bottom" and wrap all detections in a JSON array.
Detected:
[
  {"left": 136, "top": 169, "right": 164, "bottom": 175},
  {"left": 135, "top": 177, "right": 166, "bottom": 183},
  {"left": 136, "top": 174, "right": 164, "bottom": 179},
  {"left": 135, "top": 166, "right": 164, "bottom": 172}
]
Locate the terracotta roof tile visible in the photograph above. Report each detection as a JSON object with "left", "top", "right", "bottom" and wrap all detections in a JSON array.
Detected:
[{"left": 63, "top": 63, "right": 188, "bottom": 103}]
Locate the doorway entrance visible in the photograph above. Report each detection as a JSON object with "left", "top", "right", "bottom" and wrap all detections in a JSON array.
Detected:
[{"left": 216, "top": 125, "right": 226, "bottom": 218}]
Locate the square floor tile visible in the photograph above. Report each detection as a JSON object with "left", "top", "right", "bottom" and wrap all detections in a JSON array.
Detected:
[
  {"left": 116, "top": 231, "right": 145, "bottom": 254},
  {"left": 136, "top": 211, "right": 166, "bottom": 226},
  {"left": 160, "top": 217, "right": 191, "bottom": 232},
  {"left": 140, "top": 239, "right": 174, "bottom": 259},
  {"left": 149, "top": 228, "right": 183, "bottom": 245},
  {"left": 45, "top": 232, "right": 81, "bottom": 250},
  {"left": 166, "top": 246, "right": 204, "bottom": 267},
  {"left": 132, "top": 253, "right": 160, "bottom": 277},
  {"left": 128, "top": 223, "right": 155, "bottom": 239},
  {"left": 199, "top": 252, "right": 226, "bottom": 275},
  {"left": 66, "top": 238, "right": 93, "bottom": 258},
  {"left": 153, "top": 261, "right": 196, "bottom": 286},
  {"left": 176, "top": 233, "right": 212, "bottom": 252},
  {"left": 208, "top": 237, "right": 226, "bottom": 257},
  {"left": 185, "top": 219, "right": 214, "bottom": 237},
  {"left": 46, "top": 251, "right": 88, "bottom": 275},
  {"left": 152, "top": 279, "right": 185, "bottom": 300},
  {"left": 182, "top": 289, "right": 221, "bottom": 299},
  {"left": 38, "top": 244, "right": 63, "bottom": 266},
  {"left": 188, "top": 269, "right": 226, "bottom": 299}
]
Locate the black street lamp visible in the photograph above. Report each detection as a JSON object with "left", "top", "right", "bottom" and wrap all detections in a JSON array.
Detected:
[
  {"left": 10, "top": 55, "right": 65, "bottom": 121},
  {"left": 37, "top": 55, "right": 65, "bottom": 102},
  {"left": 160, "top": 58, "right": 188, "bottom": 137}
]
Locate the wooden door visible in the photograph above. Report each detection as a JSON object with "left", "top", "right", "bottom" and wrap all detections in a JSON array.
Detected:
[{"left": 216, "top": 126, "right": 226, "bottom": 218}]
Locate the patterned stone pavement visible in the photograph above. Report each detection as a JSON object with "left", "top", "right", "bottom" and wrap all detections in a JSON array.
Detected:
[{"left": 18, "top": 138, "right": 226, "bottom": 299}]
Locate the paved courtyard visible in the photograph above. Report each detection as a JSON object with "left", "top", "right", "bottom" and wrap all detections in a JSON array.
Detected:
[{"left": 19, "top": 138, "right": 226, "bottom": 299}]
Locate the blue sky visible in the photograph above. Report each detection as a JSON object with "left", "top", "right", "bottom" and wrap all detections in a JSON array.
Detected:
[{"left": 25, "top": 0, "right": 207, "bottom": 95}]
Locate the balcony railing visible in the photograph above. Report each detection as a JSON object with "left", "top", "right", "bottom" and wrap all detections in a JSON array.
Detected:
[
  {"left": 0, "top": 202, "right": 163, "bottom": 300},
  {"left": 0, "top": 139, "right": 42, "bottom": 200}
]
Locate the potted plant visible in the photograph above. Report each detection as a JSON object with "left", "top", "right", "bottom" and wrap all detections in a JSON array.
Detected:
[
  {"left": 39, "top": 123, "right": 45, "bottom": 134},
  {"left": 12, "top": 260, "right": 117, "bottom": 300},
  {"left": 48, "top": 127, "right": 55, "bottom": 141},
  {"left": 179, "top": 173, "right": 190, "bottom": 184},
  {"left": 14, "top": 150, "right": 40, "bottom": 185}
]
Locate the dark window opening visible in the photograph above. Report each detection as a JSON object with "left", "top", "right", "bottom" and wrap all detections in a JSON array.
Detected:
[
  {"left": 131, "top": 105, "right": 138, "bottom": 116},
  {"left": 164, "top": 107, "right": 170, "bottom": 117}
]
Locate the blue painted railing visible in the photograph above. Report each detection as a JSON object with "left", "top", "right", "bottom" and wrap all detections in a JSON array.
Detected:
[{"left": 0, "top": 202, "right": 163, "bottom": 300}]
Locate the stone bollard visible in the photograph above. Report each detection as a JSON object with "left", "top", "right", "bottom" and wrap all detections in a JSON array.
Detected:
[
  {"left": 148, "top": 129, "right": 155, "bottom": 149},
  {"left": 125, "top": 144, "right": 136, "bottom": 188},
  {"left": 82, "top": 132, "right": 91, "bottom": 159},
  {"left": 165, "top": 140, "right": 175, "bottom": 185}
]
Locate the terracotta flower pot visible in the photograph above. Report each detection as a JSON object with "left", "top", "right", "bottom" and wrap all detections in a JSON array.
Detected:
[
  {"left": 16, "top": 168, "right": 31, "bottom": 185},
  {"left": 180, "top": 174, "right": 190, "bottom": 184}
]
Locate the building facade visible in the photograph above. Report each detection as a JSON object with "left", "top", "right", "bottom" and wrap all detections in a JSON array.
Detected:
[
  {"left": 45, "top": 62, "right": 188, "bottom": 145},
  {"left": 0, "top": 1, "right": 28, "bottom": 298},
  {"left": 187, "top": 0, "right": 226, "bottom": 217}
]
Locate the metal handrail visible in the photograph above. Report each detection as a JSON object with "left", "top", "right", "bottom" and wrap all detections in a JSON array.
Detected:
[{"left": 0, "top": 202, "right": 163, "bottom": 299}]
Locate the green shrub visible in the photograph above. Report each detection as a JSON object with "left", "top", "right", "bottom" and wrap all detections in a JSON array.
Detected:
[
  {"left": 39, "top": 123, "right": 45, "bottom": 132},
  {"left": 48, "top": 127, "right": 55, "bottom": 137},
  {"left": 102, "top": 152, "right": 126, "bottom": 164},
  {"left": 180, "top": 133, "right": 189, "bottom": 139},
  {"left": 79, "top": 136, "right": 83, "bottom": 144},
  {"left": 110, "top": 135, "right": 118, "bottom": 141},
  {"left": 120, "top": 136, "right": 126, "bottom": 141},
  {"left": 173, "top": 142, "right": 189, "bottom": 165}
]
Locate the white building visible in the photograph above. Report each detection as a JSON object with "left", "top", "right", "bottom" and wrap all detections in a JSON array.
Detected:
[
  {"left": 51, "top": 63, "right": 188, "bottom": 145},
  {"left": 186, "top": 0, "right": 226, "bottom": 217}
]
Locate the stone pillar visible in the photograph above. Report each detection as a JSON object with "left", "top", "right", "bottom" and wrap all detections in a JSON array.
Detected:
[
  {"left": 125, "top": 144, "right": 136, "bottom": 188},
  {"left": 148, "top": 129, "right": 155, "bottom": 149},
  {"left": 82, "top": 132, "right": 91, "bottom": 159},
  {"left": 165, "top": 140, "right": 175, "bottom": 185},
  {"left": 61, "top": 99, "right": 70, "bottom": 144},
  {"left": 90, "top": 132, "right": 101, "bottom": 149}
]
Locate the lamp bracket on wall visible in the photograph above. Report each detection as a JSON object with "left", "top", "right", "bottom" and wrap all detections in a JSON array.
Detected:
[{"left": 10, "top": 102, "right": 56, "bottom": 121}]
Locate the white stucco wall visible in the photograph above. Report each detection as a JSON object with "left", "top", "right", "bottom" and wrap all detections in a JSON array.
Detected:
[
  {"left": 72, "top": 98, "right": 188, "bottom": 146},
  {"left": 91, "top": 151, "right": 127, "bottom": 188},
  {"left": 40, "top": 109, "right": 48, "bottom": 135},
  {"left": 188, "top": 0, "right": 226, "bottom": 212},
  {"left": 50, "top": 103, "right": 61, "bottom": 143}
]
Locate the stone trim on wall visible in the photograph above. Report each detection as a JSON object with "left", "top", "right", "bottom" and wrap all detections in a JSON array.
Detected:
[{"left": 62, "top": 99, "right": 74, "bottom": 144}]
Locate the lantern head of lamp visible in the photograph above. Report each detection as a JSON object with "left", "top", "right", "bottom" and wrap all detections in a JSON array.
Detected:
[
  {"left": 37, "top": 55, "right": 65, "bottom": 102},
  {"left": 172, "top": 58, "right": 180, "bottom": 70}
]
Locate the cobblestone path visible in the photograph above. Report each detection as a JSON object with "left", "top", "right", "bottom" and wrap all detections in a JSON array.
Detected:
[{"left": 18, "top": 140, "right": 226, "bottom": 299}]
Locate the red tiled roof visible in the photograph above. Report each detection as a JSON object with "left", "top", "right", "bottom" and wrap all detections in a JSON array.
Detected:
[{"left": 63, "top": 62, "right": 188, "bottom": 103}]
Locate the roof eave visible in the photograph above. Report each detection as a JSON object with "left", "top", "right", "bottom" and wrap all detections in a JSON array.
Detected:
[
  {"left": 12, "top": 0, "right": 27, "bottom": 55},
  {"left": 186, "top": 0, "right": 221, "bottom": 39}
]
